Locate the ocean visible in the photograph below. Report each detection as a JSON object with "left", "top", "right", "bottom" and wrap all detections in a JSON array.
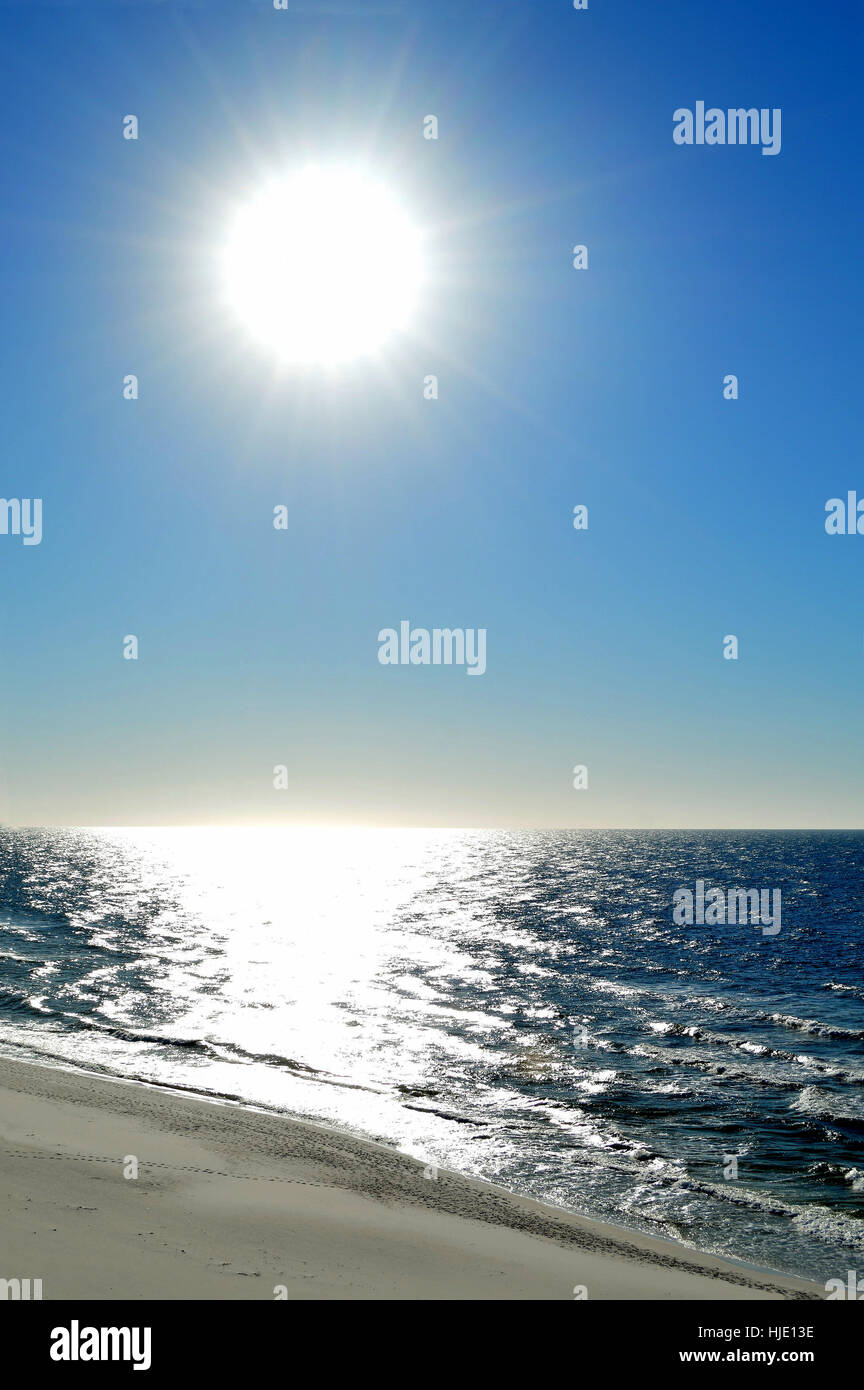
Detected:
[{"left": 0, "top": 825, "right": 861, "bottom": 1285}]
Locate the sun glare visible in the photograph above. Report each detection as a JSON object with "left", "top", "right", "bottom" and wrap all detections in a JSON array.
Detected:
[{"left": 221, "top": 167, "right": 423, "bottom": 366}]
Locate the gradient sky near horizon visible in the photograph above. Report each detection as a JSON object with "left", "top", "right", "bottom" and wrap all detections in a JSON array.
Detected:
[{"left": 0, "top": 0, "right": 861, "bottom": 828}]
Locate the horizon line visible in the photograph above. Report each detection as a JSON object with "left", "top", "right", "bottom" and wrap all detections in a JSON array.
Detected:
[{"left": 1, "top": 823, "right": 863, "bottom": 834}]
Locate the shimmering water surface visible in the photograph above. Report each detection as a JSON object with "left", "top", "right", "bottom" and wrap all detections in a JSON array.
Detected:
[{"left": 1, "top": 827, "right": 862, "bottom": 1283}]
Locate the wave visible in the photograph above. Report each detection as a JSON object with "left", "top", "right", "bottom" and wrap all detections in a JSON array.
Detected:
[
  {"left": 769, "top": 1012, "right": 864, "bottom": 1042},
  {"left": 822, "top": 982, "right": 864, "bottom": 1002},
  {"left": 0, "top": 991, "right": 396, "bottom": 1100},
  {"left": 0, "top": 989, "right": 49, "bottom": 1014},
  {"left": 791, "top": 1086, "right": 864, "bottom": 1128}
]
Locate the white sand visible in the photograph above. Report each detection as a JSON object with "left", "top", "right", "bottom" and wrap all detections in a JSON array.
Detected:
[{"left": 0, "top": 1056, "right": 821, "bottom": 1300}]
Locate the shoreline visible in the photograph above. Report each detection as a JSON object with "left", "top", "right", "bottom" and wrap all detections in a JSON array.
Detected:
[{"left": 0, "top": 1054, "right": 823, "bottom": 1300}]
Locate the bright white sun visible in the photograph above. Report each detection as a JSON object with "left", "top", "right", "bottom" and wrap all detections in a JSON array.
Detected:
[{"left": 222, "top": 167, "right": 423, "bottom": 365}]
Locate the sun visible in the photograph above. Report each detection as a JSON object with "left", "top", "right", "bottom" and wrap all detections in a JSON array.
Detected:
[{"left": 221, "top": 166, "right": 423, "bottom": 366}]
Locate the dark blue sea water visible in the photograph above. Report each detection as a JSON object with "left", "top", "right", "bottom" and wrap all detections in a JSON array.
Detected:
[{"left": 0, "top": 826, "right": 862, "bottom": 1284}]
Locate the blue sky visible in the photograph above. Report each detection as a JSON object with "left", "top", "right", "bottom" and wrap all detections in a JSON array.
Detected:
[{"left": 0, "top": 0, "right": 860, "bottom": 827}]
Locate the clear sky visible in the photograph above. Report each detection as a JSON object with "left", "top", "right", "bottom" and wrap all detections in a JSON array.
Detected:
[{"left": 0, "top": 0, "right": 861, "bottom": 828}]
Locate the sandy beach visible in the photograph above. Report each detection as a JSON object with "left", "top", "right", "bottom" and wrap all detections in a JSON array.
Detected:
[{"left": 0, "top": 1056, "right": 822, "bottom": 1301}]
